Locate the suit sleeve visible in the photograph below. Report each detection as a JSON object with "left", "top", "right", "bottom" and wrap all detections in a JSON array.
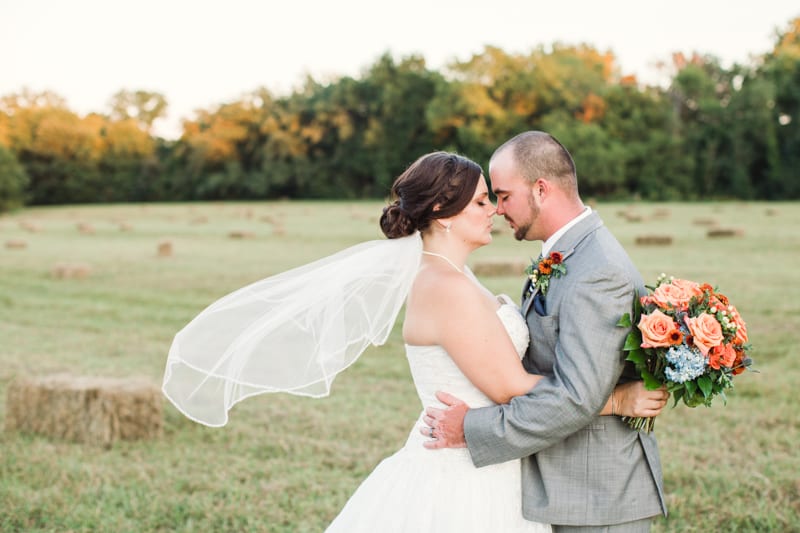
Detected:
[{"left": 464, "top": 265, "right": 634, "bottom": 467}]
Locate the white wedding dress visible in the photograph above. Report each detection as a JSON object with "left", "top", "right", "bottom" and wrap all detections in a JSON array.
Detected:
[{"left": 325, "top": 296, "right": 551, "bottom": 532}]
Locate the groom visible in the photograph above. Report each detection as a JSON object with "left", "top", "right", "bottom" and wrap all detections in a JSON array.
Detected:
[{"left": 424, "top": 131, "right": 667, "bottom": 532}]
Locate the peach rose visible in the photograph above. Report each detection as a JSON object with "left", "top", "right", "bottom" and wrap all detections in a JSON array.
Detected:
[
  {"left": 708, "top": 343, "right": 736, "bottom": 370},
  {"left": 638, "top": 309, "right": 679, "bottom": 348},
  {"left": 651, "top": 280, "right": 698, "bottom": 309},
  {"left": 685, "top": 312, "right": 724, "bottom": 356},
  {"left": 729, "top": 306, "right": 748, "bottom": 345},
  {"left": 671, "top": 278, "right": 703, "bottom": 299}
]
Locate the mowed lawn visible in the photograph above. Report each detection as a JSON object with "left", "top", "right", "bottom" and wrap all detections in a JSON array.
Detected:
[{"left": 1, "top": 201, "right": 797, "bottom": 532}]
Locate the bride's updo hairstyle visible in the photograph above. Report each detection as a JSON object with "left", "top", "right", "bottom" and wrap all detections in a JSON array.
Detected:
[{"left": 380, "top": 151, "right": 483, "bottom": 239}]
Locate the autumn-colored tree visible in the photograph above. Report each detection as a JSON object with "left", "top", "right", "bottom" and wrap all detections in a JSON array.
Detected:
[{"left": 108, "top": 90, "right": 168, "bottom": 134}]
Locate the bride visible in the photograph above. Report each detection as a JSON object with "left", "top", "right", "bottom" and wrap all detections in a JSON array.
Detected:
[{"left": 162, "top": 151, "right": 666, "bottom": 532}]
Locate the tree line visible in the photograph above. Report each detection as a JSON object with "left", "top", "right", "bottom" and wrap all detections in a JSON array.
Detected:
[{"left": 1, "top": 17, "right": 798, "bottom": 211}]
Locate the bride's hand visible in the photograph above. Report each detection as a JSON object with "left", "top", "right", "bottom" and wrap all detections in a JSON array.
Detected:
[{"left": 614, "top": 381, "right": 669, "bottom": 418}]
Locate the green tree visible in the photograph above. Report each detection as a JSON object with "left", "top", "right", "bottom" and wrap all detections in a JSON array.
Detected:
[
  {"left": 600, "top": 82, "right": 694, "bottom": 200},
  {"left": 759, "top": 17, "right": 800, "bottom": 198},
  {"left": 669, "top": 54, "right": 739, "bottom": 198},
  {"left": 0, "top": 144, "right": 29, "bottom": 211}
]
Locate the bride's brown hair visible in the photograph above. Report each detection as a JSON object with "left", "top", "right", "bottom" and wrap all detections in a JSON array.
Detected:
[{"left": 380, "top": 151, "right": 483, "bottom": 239}]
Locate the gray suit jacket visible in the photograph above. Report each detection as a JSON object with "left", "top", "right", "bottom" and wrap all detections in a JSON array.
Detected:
[{"left": 464, "top": 211, "right": 667, "bottom": 526}]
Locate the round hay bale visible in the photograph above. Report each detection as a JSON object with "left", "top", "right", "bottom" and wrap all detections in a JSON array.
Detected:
[
  {"left": 471, "top": 260, "right": 527, "bottom": 277},
  {"left": 707, "top": 228, "right": 743, "bottom": 238},
  {"left": 692, "top": 217, "right": 717, "bottom": 226},
  {"left": 19, "top": 220, "right": 42, "bottom": 232},
  {"left": 5, "top": 239, "right": 27, "bottom": 250},
  {"left": 157, "top": 240, "right": 173, "bottom": 257},
  {"left": 77, "top": 222, "right": 95, "bottom": 234},
  {"left": 617, "top": 211, "right": 642, "bottom": 222},
  {"left": 51, "top": 262, "right": 92, "bottom": 279},
  {"left": 190, "top": 216, "right": 208, "bottom": 225},
  {"left": 272, "top": 224, "right": 286, "bottom": 236},
  {"left": 635, "top": 235, "right": 674, "bottom": 246},
  {"left": 228, "top": 230, "right": 256, "bottom": 239},
  {"left": 118, "top": 222, "right": 133, "bottom": 232}
]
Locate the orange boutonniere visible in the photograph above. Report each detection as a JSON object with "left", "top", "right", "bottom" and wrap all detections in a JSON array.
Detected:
[{"left": 525, "top": 251, "right": 566, "bottom": 297}]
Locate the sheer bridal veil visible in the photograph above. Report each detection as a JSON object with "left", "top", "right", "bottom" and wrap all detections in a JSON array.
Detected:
[{"left": 162, "top": 233, "right": 423, "bottom": 427}]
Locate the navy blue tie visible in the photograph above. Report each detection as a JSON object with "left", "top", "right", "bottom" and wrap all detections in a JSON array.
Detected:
[{"left": 533, "top": 291, "right": 546, "bottom": 315}]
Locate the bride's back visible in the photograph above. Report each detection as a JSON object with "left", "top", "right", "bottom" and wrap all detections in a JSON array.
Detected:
[{"left": 402, "top": 263, "right": 497, "bottom": 346}]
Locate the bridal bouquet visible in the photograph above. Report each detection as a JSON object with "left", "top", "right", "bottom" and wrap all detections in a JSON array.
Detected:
[{"left": 617, "top": 274, "right": 754, "bottom": 432}]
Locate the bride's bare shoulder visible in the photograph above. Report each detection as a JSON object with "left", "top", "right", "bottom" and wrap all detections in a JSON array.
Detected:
[
  {"left": 411, "top": 267, "right": 484, "bottom": 306},
  {"left": 404, "top": 268, "right": 490, "bottom": 345}
]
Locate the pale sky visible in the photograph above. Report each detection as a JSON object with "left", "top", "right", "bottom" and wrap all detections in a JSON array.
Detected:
[{"left": 3, "top": 0, "right": 798, "bottom": 138}]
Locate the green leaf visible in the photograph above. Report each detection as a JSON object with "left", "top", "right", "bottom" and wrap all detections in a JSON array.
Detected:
[
  {"left": 623, "top": 332, "right": 641, "bottom": 351},
  {"left": 625, "top": 348, "right": 646, "bottom": 366},
  {"left": 671, "top": 387, "right": 684, "bottom": 407},
  {"left": 697, "top": 375, "right": 712, "bottom": 398},
  {"left": 641, "top": 370, "right": 661, "bottom": 390},
  {"left": 617, "top": 313, "right": 632, "bottom": 328},
  {"left": 685, "top": 380, "right": 697, "bottom": 397}
]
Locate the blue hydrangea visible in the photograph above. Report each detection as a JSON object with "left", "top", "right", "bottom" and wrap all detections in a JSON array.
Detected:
[{"left": 664, "top": 344, "right": 707, "bottom": 383}]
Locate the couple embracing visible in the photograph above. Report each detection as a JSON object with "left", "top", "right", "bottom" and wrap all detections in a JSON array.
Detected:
[{"left": 164, "top": 131, "right": 669, "bottom": 532}]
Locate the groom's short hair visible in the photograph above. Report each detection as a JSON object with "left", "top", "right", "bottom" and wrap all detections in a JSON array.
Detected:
[{"left": 493, "top": 131, "right": 579, "bottom": 197}]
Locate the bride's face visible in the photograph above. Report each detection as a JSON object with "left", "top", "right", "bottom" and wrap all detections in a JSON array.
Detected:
[{"left": 449, "top": 177, "right": 496, "bottom": 247}]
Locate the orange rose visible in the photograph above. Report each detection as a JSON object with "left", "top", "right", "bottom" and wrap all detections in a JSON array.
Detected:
[
  {"left": 708, "top": 343, "right": 736, "bottom": 370},
  {"left": 685, "top": 312, "right": 724, "bottom": 356},
  {"left": 729, "top": 306, "right": 748, "bottom": 345},
  {"left": 652, "top": 281, "right": 696, "bottom": 309},
  {"left": 638, "top": 309, "right": 679, "bottom": 348},
  {"left": 671, "top": 278, "right": 703, "bottom": 299}
]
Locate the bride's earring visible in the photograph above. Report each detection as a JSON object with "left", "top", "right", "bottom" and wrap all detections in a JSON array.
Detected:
[{"left": 445, "top": 223, "right": 451, "bottom": 233}]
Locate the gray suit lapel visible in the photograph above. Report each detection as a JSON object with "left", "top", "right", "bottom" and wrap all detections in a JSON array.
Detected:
[{"left": 551, "top": 211, "right": 604, "bottom": 255}]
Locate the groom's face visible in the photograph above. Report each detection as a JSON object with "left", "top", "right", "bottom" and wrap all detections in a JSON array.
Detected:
[{"left": 490, "top": 152, "right": 541, "bottom": 241}]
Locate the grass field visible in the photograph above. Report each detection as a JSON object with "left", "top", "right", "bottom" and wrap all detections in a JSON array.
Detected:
[{"left": 1, "top": 200, "right": 798, "bottom": 532}]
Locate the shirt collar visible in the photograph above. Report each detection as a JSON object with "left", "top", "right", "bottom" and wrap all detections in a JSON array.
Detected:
[{"left": 541, "top": 205, "right": 591, "bottom": 257}]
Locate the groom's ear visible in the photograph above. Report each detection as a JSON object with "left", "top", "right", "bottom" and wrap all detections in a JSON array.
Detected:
[{"left": 532, "top": 178, "right": 551, "bottom": 201}]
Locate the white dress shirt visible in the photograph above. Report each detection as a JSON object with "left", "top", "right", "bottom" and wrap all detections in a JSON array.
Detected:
[{"left": 541, "top": 205, "right": 592, "bottom": 257}]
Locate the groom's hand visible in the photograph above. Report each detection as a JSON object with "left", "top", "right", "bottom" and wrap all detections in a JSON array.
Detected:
[{"left": 421, "top": 391, "right": 468, "bottom": 449}]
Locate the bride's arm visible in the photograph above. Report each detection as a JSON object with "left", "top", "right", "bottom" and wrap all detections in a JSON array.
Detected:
[
  {"left": 426, "top": 275, "right": 541, "bottom": 405},
  {"left": 418, "top": 273, "right": 667, "bottom": 416}
]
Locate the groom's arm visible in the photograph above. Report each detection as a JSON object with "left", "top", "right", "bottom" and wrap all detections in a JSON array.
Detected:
[{"left": 464, "top": 266, "right": 634, "bottom": 467}]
